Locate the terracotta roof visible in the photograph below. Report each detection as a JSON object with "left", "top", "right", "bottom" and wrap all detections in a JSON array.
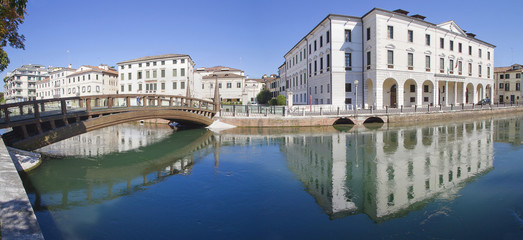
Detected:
[
  {"left": 202, "top": 73, "right": 244, "bottom": 79},
  {"left": 494, "top": 67, "right": 512, "bottom": 73},
  {"left": 246, "top": 78, "right": 267, "bottom": 83},
  {"left": 68, "top": 66, "right": 118, "bottom": 77},
  {"left": 117, "top": 54, "right": 190, "bottom": 65},
  {"left": 196, "top": 66, "right": 243, "bottom": 72}
]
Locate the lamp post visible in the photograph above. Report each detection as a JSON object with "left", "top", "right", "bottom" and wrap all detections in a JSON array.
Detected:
[{"left": 354, "top": 80, "right": 359, "bottom": 116}]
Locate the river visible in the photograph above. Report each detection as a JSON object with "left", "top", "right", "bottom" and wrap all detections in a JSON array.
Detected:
[{"left": 21, "top": 116, "right": 523, "bottom": 239}]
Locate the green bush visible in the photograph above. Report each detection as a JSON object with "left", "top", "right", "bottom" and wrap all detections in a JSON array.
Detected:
[
  {"left": 276, "top": 95, "right": 286, "bottom": 105},
  {"left": 256, "top": 89, "right": 271, "bottom": 104},
  {"left": 268, "top": 98, "right": 277, "bottom": 105}
]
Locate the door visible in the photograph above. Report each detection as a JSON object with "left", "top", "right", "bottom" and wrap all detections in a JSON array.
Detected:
[
  {"left": 390, "top": 85, "right": 397, "bottom": 108},
  {"left": 499, "top": 95, "right": 504, "bottom": 104},
  {"left": 511, "top": 95, "right": 515, "bottom": 104}
]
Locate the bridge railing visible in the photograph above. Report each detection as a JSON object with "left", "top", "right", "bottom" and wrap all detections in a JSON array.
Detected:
[{"left": 0, "top": 94, "right": 217, "bottom": 124}]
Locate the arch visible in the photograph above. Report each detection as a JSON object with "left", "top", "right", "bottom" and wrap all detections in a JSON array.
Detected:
[
  {"left": 363, "top": 117, "right": 384, "bottom": 124},
  {"left": 333, "top": 117, "right": 355, "bottom": 125},
  {"left": 466, "top": 83, "right": 474, "bottom": 104},
  {"left": 476, "top": 83, "right": 484, "bottom": 103},
  {"left": 403, "top": 129, "right": 417, "bottom": 150},
  {"left": 383, "top": 130, "right": 398, "bottom": 154},
  {"left": 403, "top": 79, "right": 417, "bottom": 107},
  {"left": 366, "top": 78, "right": 374, "bottom": 108},
  {"left": 485, "top": 84, "right": 492, "bottom": 102},
  {"left": 422, "top": 80, "right": 434, "bottom": 106},
  {"left": 383, "top": 78, "right": 398, "bottom": 108}
]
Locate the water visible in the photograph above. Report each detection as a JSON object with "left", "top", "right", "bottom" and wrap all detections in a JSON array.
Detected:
[{"left": 20, "top": 116, "right": 523, "bottom": 239}]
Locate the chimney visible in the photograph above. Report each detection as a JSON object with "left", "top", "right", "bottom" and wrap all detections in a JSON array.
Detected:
[
  {"left": 410, "top": 14, "right": 426, "bottom": 20},
  {"left": 392, "top": 9, "right": 409, "bottom": 15},
  {"left": 68, "top": 64, "right": 72, "bottom": 68}
]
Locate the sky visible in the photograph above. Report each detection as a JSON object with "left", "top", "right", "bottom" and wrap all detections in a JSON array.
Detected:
[{"left": 2, "top": 0, "right": 522, "bottom": 90}]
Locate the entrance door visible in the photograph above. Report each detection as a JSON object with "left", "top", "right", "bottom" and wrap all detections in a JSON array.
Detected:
[
  {"left": 466, "top": 89, "right": 469, "bottom": 104},
  {"left": 511, "top": 95, "right": 515, "bottom": 104},
  {"left": 390, "top": 85, "right": 397, "bottom": 108},
  {"left": 499, "top": 95, "right": 504, "bottom": 104}
]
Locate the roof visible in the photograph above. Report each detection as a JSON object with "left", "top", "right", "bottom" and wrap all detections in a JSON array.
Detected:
[
  {"left": 495, "top": 64, "right": 523, "bottom": 73},
  {"left": 494, "top": 67, "right": 512, "bottom": 73},
  {"left": 202, "top": 73, "right": 244, "bottom": 79},
  {"left": 196, "top": 66, "right": 243, "bottom": 72},
  {"left": 246, "top": 78, "right": 267, "bottom": 83},
  {"left": 68, "top": 66, "right": 118, "bottom": 77},
  {"left": 117, "top": 54, "right": 191, "bottom": 65}
]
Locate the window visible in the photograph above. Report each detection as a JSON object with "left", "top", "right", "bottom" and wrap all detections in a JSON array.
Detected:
[
  {"left": 425, "top": 34, "right": 430, "bottom": 46},
  {"left": 161, "top": 70, "right": 165, "bottom": 78},
  {"left": 424, "top": 85, "right": 429, "bottom": 93},
  {"left": 138, "top": 71, "right": 142, "bottom": 79},
  {"left": 120, "top": 73, "right": 124, "bottom": 80},
  {"left": 314, "top": 40, "right": 317, "bottom": 51},
  {"left": 326, "top": 54, "right": 330, "bottom": 70},
  {"left": 487, "top": 67, "right": 490, "bottom": 78},
  {"left": 161, "top": 61, "right": 165, "bottom": 65},
  {"left": 181, "top": 59, "right": 185, "bottom": 63},
  {"left": 450, "top": 40, "right": 454, "bottom": 51},
  {"left": 345, "top": 83, "right": 352, "bottom": 92},
  {"left": 345, "top": 53, "right": 352, "bottom": 70},
  {"left": 314, "top": 60, "right": 317, "bottom": 75},
  {"left": 173, "top": 60, "right": 177, "bottom": 64},
  {"left": 366, "top": 51, "right": 371, "bottom": 67},
  {"left": 227, "top": 82, "right": 232, "bottom": 88},
  {"left": 138, "top": 63, "right": 142, "bottom": 67},
  {"left": 479, "top": 49, "right": 482, "bottom": 58},
  {"left": 367, "top": 27, "right": 371, "bottom": 40},
  {"left": 309, "top": 44, "right": 311, "bottom": 54},
  {"left": 478, "top": 65, "right": 482, "bottom": 77},
  {"left": 387, "top": 26, "right": 394, "bottom": 39},
  {"left": 326, "top": 31, "right": 330, "bottom": 43},
  {"left": 138, "top": 84, "right": 142, "bottom": 91},
  {"left": 450, "top": 60, "right": 454, "bottom": 73},
  {"left": 146, "top": 62, "right": 150, "bottom": 67},
  {"left": 499, "top": 83, "right": 504, "bottom": 89},
  {"left": 488, "top": 51, "right": 491, "bottom": 60},
  {"left": 161, "top": 82, "right": 165, "bottom": 90},
  {"left": 173, "top": 69, "right": 177, "bottom": 77},
  {"left": 425, "top": 56, "right": 430, "bottom": 70},
  {"left": 407, "top": 53, "right": 413, "bottom": 68},
  {"left": 173, "top": 82, "right": 177, "bottom": 89},
  {"left": 517, "top": 82, "right": 521, "bottom": 91},
  {"left": 458, "top": 61, "right": 462, "bottom": 74},
  {"left": 320, "top": 57, "right": 323, "bottom": 72},
  {"left": 440, "top": 38, "right": 444, "bottom": 49},
  {"left": 120, "top": 85, "right": 124, "bottom": 92},
  {"left": 410, "top": 84, "right": 415, "bottom": 92},
  {"left": 458, "top": 43, "right": 462, "bottom": 53},
  {"left": 181, "top": 68, "right": 185, "bottom": 76},
  {"left": 345, "top": 98, "right": 352, "bottom": 104},
  {"left": 408, "top": 30, "right": 413, "bottom": 42},
  {"left": 153, "top": 62, "right": 157, "bottom": 66},
  {"left": 320, "top": 85, "right": 323, "bottom": 93},
  {"left": 345, "top": 29, "right": 352, "bottom": 42},
  {"left": 410, "top": 97, "right": 415, "bottom": 103},
  {"left": 320, "top": 36, "right": 323, "bottom": 47},
  {"left": 181, "top": 81, "right": 185, "bottom": 89},
  {"left": 219, "top": 83, "right": 222, "bottom": 88},
  {"left": 128, "top": 73, "right": 132, "bottom": 80},
  {"left": 517, "top": 73, "right": 521, "bottom": 78},
  {"left": 500, "top": 74, "right": 505, "bottom": 79},
  {"left": 237, "top": 82, "right": 241, "bottom": 88},
  {"left": 128, "top": 84, "right": 132, "bottom": 91},
  {"left": 505, "top": 74, "right": 510, "bottom": 79},
  {"left": 469, "top": 46, "right": 472, "bottom": 55},
  {"left": 387, "top": 50, "right": 394, "bottom": 66},
  {"left": 469, "top": 63, "right": 472, "bottom": 75},
  {"left": 505, "top": 83, "right": 510, "bottom": 91}
]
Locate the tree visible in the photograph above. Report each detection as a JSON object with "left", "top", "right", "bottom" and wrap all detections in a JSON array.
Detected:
[
  {"left": 256, "top": 89, "right": 271, "bottom": 104},
  {"left": 268, "top": 98, "right": 277, "bottom": 105},
  {"left": 276, "top": 95, "right": 286, "bottom": 105},
  {"left": 1, "top": 0, "right": 28, "bottom": 72}
]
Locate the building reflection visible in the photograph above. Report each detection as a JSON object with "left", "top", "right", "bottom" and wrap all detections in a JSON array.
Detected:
[
  {"left": 27, "top": 128, "right": 214, "bottom": 210},
  {"left": 493, "top": 116, "right": 523, "bottom": 145},
  {"left": 36, "top": 123, "right": 174, "bottom": 156},
  {"left": 217, "top": 120, "right": 495, "bottom": 221}
]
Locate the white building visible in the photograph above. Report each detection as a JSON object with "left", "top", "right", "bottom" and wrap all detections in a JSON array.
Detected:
[
  {"left": 282, "top": 8, "right": 495, "bottom": 109},
  {"left": 62, "top": 65, "right": 118, "bottom": 97},
  {"left": 196, "top": 66, "right": 245, "bottom": 103},
  {"left": 4, "top": 64, "right": 49, "bottom": 103},
  {"left": 36, "top": 66, "right": 76, "bottom": 99},
  {"left": 117, "top": 54, "right": 197, "bottom": 97},
  {"left": 244, "top": 78, "right": 266, "bottom": 104}
]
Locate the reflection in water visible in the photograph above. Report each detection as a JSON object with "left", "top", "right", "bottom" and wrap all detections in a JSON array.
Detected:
[
  {"left": 37, "top": 123, "right": 174, "bottom": 156},
  {"left": 218, "top": 120, "right": 495, "bottom": 221},
  {"left": 27, "top": 127, "right": 214, "bottom": 210}
]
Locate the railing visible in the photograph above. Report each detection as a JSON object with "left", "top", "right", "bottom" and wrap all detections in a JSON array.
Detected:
[
  {"left": 219, "top": 102, "right": 523, "bottom": 118},
  {"left": 0, "top": 94, "right": 217, "bottom": 125}
]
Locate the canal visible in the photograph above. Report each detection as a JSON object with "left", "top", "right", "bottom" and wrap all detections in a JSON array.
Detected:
[{"left": 20, "top": 116, "right": 523, "bottom": 239}]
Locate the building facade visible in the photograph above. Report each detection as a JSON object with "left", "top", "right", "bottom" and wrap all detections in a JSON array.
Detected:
[
  {"left": 4, "top": 64, "right": 49, "bottom": 103},
  {"left": 36, "top": 66, "right": 76, "bottom": 99},
  {"left": 62, "top": 65, "right": 118, "bottom": 98},
  {"left": 117, "top": 54, "right": 197, "bottom": 98},
  {"left": 196, "top": 66, "right": 245, "bottom": 103},
  {"left": 494, "top": 64, "right": 522, "bottom": 104},
  {"left": 282, "top": 8, "right": 495, "bottom": 109}
]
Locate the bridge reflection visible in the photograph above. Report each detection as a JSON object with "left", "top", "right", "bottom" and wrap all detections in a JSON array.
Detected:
[
  {"left": 217, "top": 119, "right": 495, "bottom": 221},
  {"left": 25, "top": 127, "right": 215, "bottom": 210}
]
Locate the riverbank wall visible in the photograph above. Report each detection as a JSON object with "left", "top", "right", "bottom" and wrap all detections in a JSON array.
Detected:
[
  {"left": 218, "top": 106, "right": 523, "bottom": 127},
  {"left": 0, "top": 139, "right": 44, "bottom": 240}
]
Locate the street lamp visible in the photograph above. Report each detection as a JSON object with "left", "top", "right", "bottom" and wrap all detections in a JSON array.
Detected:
[{"left": 354, "top": 80, "right": 359, "bottom": 116}]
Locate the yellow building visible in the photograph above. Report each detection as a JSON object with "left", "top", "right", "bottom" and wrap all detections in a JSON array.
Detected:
[{"left": 494, "top": 64, "right": 522, "bottom": 104}]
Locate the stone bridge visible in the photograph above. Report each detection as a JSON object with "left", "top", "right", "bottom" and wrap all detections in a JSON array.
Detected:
[{"left": 0, "top": 94, "right": 218, "bottom": 150}]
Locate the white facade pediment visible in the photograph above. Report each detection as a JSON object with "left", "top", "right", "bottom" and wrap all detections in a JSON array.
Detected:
[
  {"left": 406, "top": 47, "right": 415, "bottom": 52},
  {"left": 468, "top": 59, "right": 474, "bottom": 63},
  {"left": 424, "top": 50, "right": 432, "bottom": 55},
  {"left": 342, "top": 46, "right": 354, "bottom": 52},
  {"left": 448, "top": 55, "right": 455, "bottom": 60},
  {"left": 439, "top": 53, "right": 446, "bottom": 58},
  {"left": 385, "top": 44, "right": 395, "bottom": 50},
  {"left": 487, "top": 63, "right": 491, "bottom": 67},
  {"left": 437, "top": 20, "right": 467, "bottom": 37}
]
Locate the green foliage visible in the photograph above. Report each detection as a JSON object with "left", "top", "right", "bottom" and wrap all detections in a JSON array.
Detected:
[
  {"left": 276, "top": 95, "right": 286, "bottom": 105},
  {"left": 0, "top": 92, "right": 4, "bottom": 103},
  {"left": 256, "top": 89, "right": 271, "bottom": 104},
  {"left": 268, "top": 98, "right": 277, "bottom": 105},
  {"left": 0, "top": 0, "right": 28, "bottom": 72}
]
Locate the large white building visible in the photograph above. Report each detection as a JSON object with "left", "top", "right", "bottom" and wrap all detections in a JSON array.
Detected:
[
  {"left": 4, "top": 64, "right": 49, "bottom": 103},
  {"left": 117, "top": 54, "right": 198, "bottom": 98},
  {"left": 282, "top": 8, "right": 495, "bottom": 109},
  {"left": 196, "top": 66, "right": 246, "bottom": 103}
]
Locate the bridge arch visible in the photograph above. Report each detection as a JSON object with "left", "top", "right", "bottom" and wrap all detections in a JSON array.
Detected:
[
  {"left": 333, "top": 117, "right": 355, "bottom": 125},
  {"left": 363, "top": 117, "right": 385, "bottom": 124}
]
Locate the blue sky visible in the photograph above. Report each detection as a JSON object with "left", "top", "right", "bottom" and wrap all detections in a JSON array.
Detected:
[{"left": 2, "top": 0, "right": 521, "bottom": 89}]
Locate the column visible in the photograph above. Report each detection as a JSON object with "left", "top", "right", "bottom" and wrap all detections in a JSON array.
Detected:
[
  {"left": 462, "top": 83, "right": 466, "bottom": 104},
  {"left": 445, "top": 81, "right": 449, "bottom": 106},
  {"left": 398, "top": 84, "right": 404, "bottom": 108},
  {"left": 434, "top": 80, "right": 439, "bottom": 106},
  {"left": 416, "top": 83, "right": 423, "bottom": 107},
  {"left": 454, "top": 81, "right": 457, "bottom": 105}
]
